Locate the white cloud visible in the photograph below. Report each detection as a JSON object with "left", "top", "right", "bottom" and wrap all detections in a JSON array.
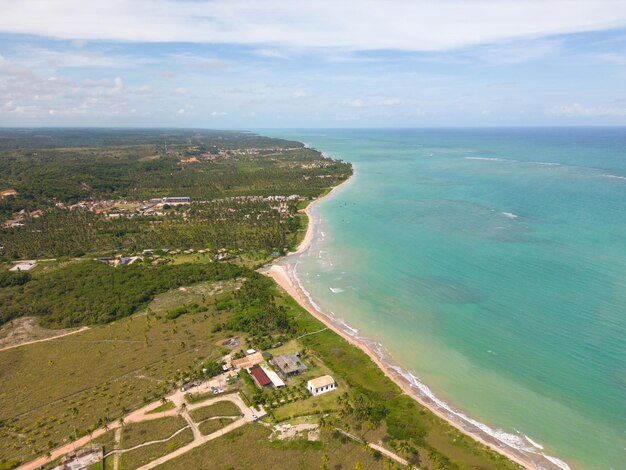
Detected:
[
  {"left": 340, "top": 98, "right": 403, "bottom": 107},
  {"left": 291, "top": 90, "right": 307, "bottom": 99},
  {"left": 342, "top": 98, "right": 366, "bottom": 108},
  {"left": 255, "top": 48, "right": 289, "bottom": 59},
  {"left": 177, "top": 108, "right": 185, "bottom": 114},
  {"left": 71, "top": 39, "right": 87, "bottom": 48},
  {"left": 546, "top": 103, "right": 626, "bottom": 116},
  {"left": 2, "top": 1, "right": 626, "bottom": 51},
  {"left": 471, "top": 39, "right": 562, "bottom": 64},
  {"left": 210, "top": 111, "right": 227, "bottom": 116},
  {"left": 12, "top": 45, "right": 150, "bottom": 69},
  {"left": 591, "top": 52, "right": 626, "bottom": 65}
]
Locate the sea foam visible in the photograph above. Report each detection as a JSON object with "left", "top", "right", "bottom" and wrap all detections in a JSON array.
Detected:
[
  {"left": 465, "top": 157, "right": 517, "bottom": 162},
  {"left": 292, "top": 259, "right": 570, "bottom": 470},
  {"left": 601, "top": 173, "right": 626, "bottom": 181}
]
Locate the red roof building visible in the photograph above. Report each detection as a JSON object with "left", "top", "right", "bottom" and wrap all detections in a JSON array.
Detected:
[{"left": 249, "top": 366, "right": 271, "bottom": 388}]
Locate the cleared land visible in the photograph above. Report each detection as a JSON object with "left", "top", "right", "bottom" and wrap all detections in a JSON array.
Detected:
[
  {"left": 188, "top": 402, "right": 241, "bottom": 422},
  {"left": 119, "top": 428, "right": 194, "bottom": 470},
  {"left": 119, "top": 417, "right": 189, "bottom": 449},
  {"left": 158, "top": 423, "right": 390, "bottom": 470},
  {"left": 197, "top": 418, "right": 234, "bottom": 436},
  {"left": 0, "top": 280, "right": 241, "bottom": 461}
]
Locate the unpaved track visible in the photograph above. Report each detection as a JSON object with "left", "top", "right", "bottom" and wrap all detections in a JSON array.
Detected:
[{"left": 18, "top": 377, "right": 259, "bottom": 470}]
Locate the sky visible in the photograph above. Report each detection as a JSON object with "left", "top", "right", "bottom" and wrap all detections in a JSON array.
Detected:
[{"left": 2, "top": 0, "right": 626, "bottom": 128}]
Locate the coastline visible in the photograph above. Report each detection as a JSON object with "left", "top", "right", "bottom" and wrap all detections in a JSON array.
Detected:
[{"left": 261, "top": 171, "right": 567, "bottom": 470}]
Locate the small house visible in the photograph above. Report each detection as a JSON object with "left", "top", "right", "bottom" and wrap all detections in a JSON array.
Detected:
[
  {"left": 249, "top": 366, "right": 271, "bottom": 388},
  {"left": 262, "top": 366, "right": 285, "bottom": 389},
  {"left": 232, "top": 352, "right": 263, "bottom": 370},
  {"left": 273, "top": 354, "right": 308, "bottom": 378},
  {"left": 307, "top": 375, "right": 337, "bottom": 396}
]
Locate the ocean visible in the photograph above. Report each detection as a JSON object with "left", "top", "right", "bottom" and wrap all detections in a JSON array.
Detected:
[{"left": 262, "top": 128, "right": 626, "bottom": 469}]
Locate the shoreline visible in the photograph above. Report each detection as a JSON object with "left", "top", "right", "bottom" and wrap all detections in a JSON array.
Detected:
[{"left": 261, "top": 171, "right": 567, "bottom": 470}]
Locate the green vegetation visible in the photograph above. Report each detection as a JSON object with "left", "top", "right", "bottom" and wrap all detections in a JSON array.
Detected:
[
  {"left": 1, "top": 199, "right": 303, "bottom": 259},
  {"left": 147, "top": 401, "right": 175, "bottom": 414},
  {"left": 0, "top": 260, "right": 246, "bottom": 327},
  {"left": 0, "top": 129, "right": 351, "bottom": 259},
  {"left": 120, "top": 417, "right": 188, "bottom": 449},
  {"left": 0, "top": 271, "right": 30, "bottom": 288},
  {"left": 294, "top": 316, "right": 521, "bottom": 469},
  {"left": 90, "top": 430, "right": 117, "bottom": 451},
  {"left": 119, "top": 428, "right": 193, "bottom": 470},
  {"left": 158, "top": 424, "right": 389, "bottom": 470},
  {"left": 197, "top": 418, "right": 234, "bottom": 436},
  {"left": 188, "top": 402, "right": 241, "bottom": 422},
  {"left": 0, "top": 129, "right": 519, "bottom": 470},
  {"left": 0, "top": 281, "right": 238, "bottom": 462}
]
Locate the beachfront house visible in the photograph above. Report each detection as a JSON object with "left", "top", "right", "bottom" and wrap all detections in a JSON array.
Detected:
[
  {"left": 273, "top": 354, "right": 308, "bottom": 378},
  {"left": 249, "top": 366, "right": 271, "bottom": 388},
  {"left": 307, "top": 375, "right": 337, "bottom": 396},
  {"left": 262, "top": 366, "right": 286, "bottom": 388}
]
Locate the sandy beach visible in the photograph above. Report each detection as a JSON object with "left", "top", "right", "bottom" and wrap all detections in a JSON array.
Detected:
[{"left": 261, "top": 173, "right": 566, "bottom": 470}]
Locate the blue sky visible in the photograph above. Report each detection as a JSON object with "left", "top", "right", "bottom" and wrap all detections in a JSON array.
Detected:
[{"left": 1, "top": 0, "right": 626, "bottom": 127}]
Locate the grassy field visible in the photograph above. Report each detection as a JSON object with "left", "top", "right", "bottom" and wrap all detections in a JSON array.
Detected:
[
  {"left": 0, "top": 280, "right": 242, "bottom": 463},
  {"left": 189, "top": 402, "right": 242, "bottom": 422},
  {"left": 0, "top": 262, "right": 521, "bottom": 469},
  {"left": 120, "top": 417, "right": 188, "bottom": 449},
  {"left": 146, "top": 401, "right": 175, "bottom": 414},
  {"left": 159, "top": 423, "right": 391, "bottom": 470},
  {"left": 119, "top": 428, "right": 194, "bottom": 470},
  {"left": 91, "top": 430, "right": 117, "bottom": 452},
  {"left": 197, "top": 418, "right": 235, "bottom": 436},
  {"left": 272, "top": 387, "right": 340, "bottom": 422}
]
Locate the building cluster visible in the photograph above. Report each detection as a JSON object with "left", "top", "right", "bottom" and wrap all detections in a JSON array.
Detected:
[
  {"left": 52, "top": 445, "right": 103, "bottom": 470},
  {"left": 227, "top": 348, "right": 336, "bottom": 397},
  {"left": 95, "top": 256, "right": 142, "bottom": 267},
  {"left": 210, "top": 195, "right": 303, "bottom": 204}
]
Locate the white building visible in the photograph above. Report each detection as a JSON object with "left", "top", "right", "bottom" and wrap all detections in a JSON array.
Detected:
[
  {"left": 307, "top": 375, "right": 337, "bottom": 396},
  {"left": 9, "top": 262, "right": 36, "bottom": 272},
  {"left": 261, "top": 366, "right": 286, "bottom": 389}
]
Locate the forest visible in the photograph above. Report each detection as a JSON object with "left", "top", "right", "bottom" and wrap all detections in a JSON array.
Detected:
[
  {"left": 0, "top": 261, "right": 247, "bottom": 327},
  {"left": 1, "top": 199, "right": 301, "bottom": 259},
  {"left": 0, "top": 129, "right": 351, "bottom": 328}
]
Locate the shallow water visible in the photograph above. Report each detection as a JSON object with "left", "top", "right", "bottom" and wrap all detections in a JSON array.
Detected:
[{"left": 263, "top": 128, "right": 626, "bottom": 469}]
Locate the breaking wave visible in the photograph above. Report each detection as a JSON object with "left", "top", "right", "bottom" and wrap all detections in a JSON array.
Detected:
[
  {"left": 465, "top": 157, "right": 517, "bottom": 162},
  {"left": 291, "top": 258, "right": 570, "bottom": 470}
]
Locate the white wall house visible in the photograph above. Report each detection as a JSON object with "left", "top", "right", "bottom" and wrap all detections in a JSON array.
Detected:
[{"left": 307, "top": 375, "right": 337, "bottom": 396}]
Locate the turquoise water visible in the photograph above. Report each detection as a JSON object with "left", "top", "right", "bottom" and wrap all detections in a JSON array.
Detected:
[{"left": 264, "top": 128, "right": 626, "bottom": 469}]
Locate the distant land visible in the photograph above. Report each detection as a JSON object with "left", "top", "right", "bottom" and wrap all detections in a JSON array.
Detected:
[{"left": 0, "top": 129, "right": 519, "bottom": 470}]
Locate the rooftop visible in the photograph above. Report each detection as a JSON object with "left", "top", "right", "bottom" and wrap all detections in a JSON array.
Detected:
[
  {"left": 274, "top": 354, "right": 307, "bottom": 374},
  {"left": 308, "top": 375, "right": 336, "bottom": 389},
  {"left": 232, "top": 351, "right": 263, "bottom": 370},
  {"left": 250, "top": 366, "right": 271, "bottom": 387},
  {"left": 261, "top": 366, "right": 285, "bottom": 388}
]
